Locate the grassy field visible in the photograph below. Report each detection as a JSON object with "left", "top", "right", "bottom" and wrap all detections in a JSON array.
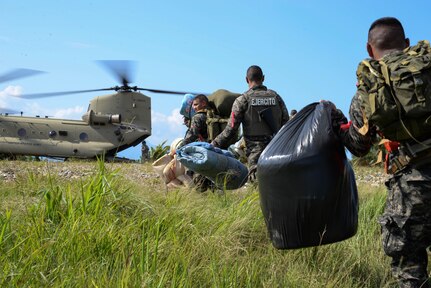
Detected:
[{"left": 0, "top": 160, "right": 397, "bottom": 287}]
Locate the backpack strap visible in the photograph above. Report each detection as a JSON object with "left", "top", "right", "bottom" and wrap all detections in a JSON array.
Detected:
[
  {"left": 378, "top": 60, "right": 392, "bottom": 87},
  {"left": 378, "top": 59, "right": 412, "bottom": 139},
  {"left": 206, "top": 109, "right": 228, "bottom": 142},
  {"left": 360, "top": 59, "right": 382, "bottom": 78}
]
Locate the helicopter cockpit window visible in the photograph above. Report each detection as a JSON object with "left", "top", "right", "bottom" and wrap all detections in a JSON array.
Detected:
[
  {"left": 49, "top": 130, "right": 57, "bottom": 138},
  {"left": 17, "top": 128, "right": 27, "bottom": 137},
  {"left": 79, "top": 132, "right": 89, "bottom": 142}
]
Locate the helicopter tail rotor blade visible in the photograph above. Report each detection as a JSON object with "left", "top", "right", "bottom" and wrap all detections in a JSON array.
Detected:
[
  {"left": 0, "top": 68, "right": 45, "bottom": 84},
  {"left": 137, "top": 88, "right": 207, "bottom": 95},
  {"left": 96, "top": 60, "right": 136, "bottom": 86},
  {"left": 18, "top": 88, "right": 114, "bottom": 99}
]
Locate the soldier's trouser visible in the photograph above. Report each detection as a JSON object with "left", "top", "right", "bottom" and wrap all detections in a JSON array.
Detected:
[
  {"left": 379, "top": 165, "right": 431, "bottom": 288},
  {"left": 245, "top": 139, "right": 270, "bottom": 175}
]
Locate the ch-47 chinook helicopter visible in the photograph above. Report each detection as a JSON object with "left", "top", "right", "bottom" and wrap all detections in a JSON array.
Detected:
[{"left": 0, "top": 61, "right": 201, "bottom": 160}]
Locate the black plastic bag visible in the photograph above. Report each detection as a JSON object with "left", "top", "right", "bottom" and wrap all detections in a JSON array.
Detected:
[{"left": 257, "top": 102, "right": 358, "bottom": 249}]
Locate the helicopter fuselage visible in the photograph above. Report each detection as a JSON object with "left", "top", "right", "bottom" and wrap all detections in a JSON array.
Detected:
[{"left": 0, "top": 91, "right": 151, "bottom": 159}]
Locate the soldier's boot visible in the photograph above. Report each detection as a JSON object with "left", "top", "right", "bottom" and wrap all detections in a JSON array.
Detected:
[
  {"left": 193, "top": 174, "right": 209, "bottom": 193},
  {"left": 398, "top": 279, "right": 430, "bottom": 288},
  {"left": 391, "top": 253, "right": 430, "bottom": 288}
]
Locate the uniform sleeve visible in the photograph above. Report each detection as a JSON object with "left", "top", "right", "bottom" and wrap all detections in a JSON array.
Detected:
[
  {"left": 212, "top": 96, "right": 246, "bottom": 149},
  {"left": 276, "top": 94, "right": 289, "bottom": 125},
  {"left": 339, "top": 91, "right": 373, "bottom": 157},
  {"left": 182, "top": 114, "right": 205, "bottom": 145}
]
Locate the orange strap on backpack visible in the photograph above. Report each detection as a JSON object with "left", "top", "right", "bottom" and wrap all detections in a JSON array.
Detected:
[
  {"left": 383, "top": 140, "right": 399, "bottom": 153},
  {"left": 382, "top": 140, "right": 400, "bottom": 174}
]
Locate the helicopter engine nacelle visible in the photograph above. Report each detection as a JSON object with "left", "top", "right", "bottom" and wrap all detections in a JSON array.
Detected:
[{"left": 82, "top": 110, "right": 121, "bottom": 125}]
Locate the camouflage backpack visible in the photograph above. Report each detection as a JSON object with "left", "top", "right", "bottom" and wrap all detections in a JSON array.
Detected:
[
  {"left": 357, "top": 40, "right": 431, "bottom": 141},
  {"left": 206, "top": 89, "right": 240, "bottom": 146}
]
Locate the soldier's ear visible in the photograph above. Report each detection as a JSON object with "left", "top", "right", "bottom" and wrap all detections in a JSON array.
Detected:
[
  {"left": 262, "top": 75, "right": 265, "bottom": 82},
  {"left": 246, "top": 76, "right": 250, "bottom": 84},
  {"left": 366, "top": 42, "right": 374, "bottom": 59},
  {"left": 405, "top": 38, "right": 410, "bottom": 48}
]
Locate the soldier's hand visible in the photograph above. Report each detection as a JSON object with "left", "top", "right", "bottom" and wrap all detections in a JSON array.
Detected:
[
  {"left": 319, "top": 100, "right": 337, "bottom": 110},
  {"left": 319, "top": 100, "right": 348, "bottom": 134}
]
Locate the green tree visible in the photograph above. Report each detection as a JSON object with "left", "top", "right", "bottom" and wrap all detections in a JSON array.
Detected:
[{"left": 149, "top": 140, "right": 170, "bottom": 161}]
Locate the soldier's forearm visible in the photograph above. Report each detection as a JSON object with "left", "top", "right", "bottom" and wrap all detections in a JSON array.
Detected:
[
  {"left": 214, "top": 128, "right": 237, "bottom": 149},
  {"left": 340, "top": 126, "right": 372, "bottom": 157}
]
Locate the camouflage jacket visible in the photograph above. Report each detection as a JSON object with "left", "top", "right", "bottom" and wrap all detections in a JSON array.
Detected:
[
  {"left": 182, "top": 111, "right": 208, "bottom": 145},
  {"left": 213, "top": 85, "right": 289, "bottom": 149}
]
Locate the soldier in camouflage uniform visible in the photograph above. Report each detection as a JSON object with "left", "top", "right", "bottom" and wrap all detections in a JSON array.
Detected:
[
  {"left": 178, "top": 94, "right": 212, "bottom": 192},
  {"left": 141, "top": 140, "right": 150, "bottom": 163},
  {"left": 182, "top": 94, "right": 209, "bottom": 146},
  {"left": 211, "top": 65, "right": 289, "bottom": 180},
  {"left": 334, "top": 17, "right": 431, "bottom": 288}
]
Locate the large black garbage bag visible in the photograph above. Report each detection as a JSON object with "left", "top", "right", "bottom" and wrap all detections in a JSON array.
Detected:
[{"left": 258, "top": 102, "right": 358, "bottom": 249}]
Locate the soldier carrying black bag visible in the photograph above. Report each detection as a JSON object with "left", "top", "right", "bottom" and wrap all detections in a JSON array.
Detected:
[{"left": 333, "top": 17, "right": 431, "bottom": 288}]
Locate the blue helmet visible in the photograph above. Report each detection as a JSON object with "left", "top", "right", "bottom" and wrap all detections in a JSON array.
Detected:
[{"left": 180, "top": 93, "right": 196, "bottom": 119}]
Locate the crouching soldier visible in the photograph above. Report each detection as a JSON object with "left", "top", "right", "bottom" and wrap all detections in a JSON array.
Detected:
[{"left": 176, "top": 94, "right": 213, "bottom": 192}]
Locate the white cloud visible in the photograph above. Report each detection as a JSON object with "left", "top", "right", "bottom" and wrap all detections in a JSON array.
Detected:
[
  {"left": 53, "top": 106, "right": 85, "bottom": 119},
  {"left": 0, "top": 89, "right": 8, "bottom": 108},
  {"left": 152, "top": 108, "right": 184, "bottom": 130},
  {"left": 0, "top": 86, "right": 84, "bottom": 119},
  {"left": 2, "top": 85, "right": 23, "bottom": 97},
  {"left": 0, "top": 85, "right": 23, "bottom": 111},
  {"left": 18, "top": 102, "right": 84, "bottom": 119},
  {"left": 149, "top": 108, "right": 187, "bottom": 146}
]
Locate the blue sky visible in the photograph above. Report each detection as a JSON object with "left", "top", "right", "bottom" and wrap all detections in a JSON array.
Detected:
[{"left": 1, "top": 1, "right": 430, "bottom": 160}]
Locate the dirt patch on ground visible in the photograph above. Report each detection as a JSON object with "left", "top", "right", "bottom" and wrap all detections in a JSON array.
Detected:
[{"left": 0, "top": 160, "right": 159, "bottom": 184}]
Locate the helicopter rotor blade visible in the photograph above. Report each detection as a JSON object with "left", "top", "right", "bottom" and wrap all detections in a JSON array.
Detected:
[
  {"left": 96, "top": 60, "right": 136, "bottom": 86},
  {"left": 0, "top": 107, "right": 20, "bottom": 114},
  {"left": 137, "top": 88, "right": 207, "bottom": 95},
  {"left": 18, "top": 88, "right": 114, "bottom": 99},
  {"left": 0, "top": 68, "right": 45, "bottom": 84}
]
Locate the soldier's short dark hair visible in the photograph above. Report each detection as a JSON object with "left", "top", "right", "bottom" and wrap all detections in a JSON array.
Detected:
[
  {"left": 246, "top": 65, "right": 264, "bottom": 82},
  {"left": 368, "top": 17, "right": 406, "bottom": 51},
  {"left": 193, "top": 94, "right": 208, "bottom": 105}
]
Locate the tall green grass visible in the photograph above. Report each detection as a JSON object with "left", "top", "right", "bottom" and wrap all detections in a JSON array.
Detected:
[{"left": 0, "top": 160, "right": 395, "bottom": 287}]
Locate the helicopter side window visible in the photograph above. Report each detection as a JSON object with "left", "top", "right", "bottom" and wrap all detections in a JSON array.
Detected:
[
  {"left": 59, "top": 130, "right": 68, "bottom": 136},
  {"left": 49, "top": 131, "right": 57, "bottom": 138},
  {"left": 17, "top": 128, "right": 27, "bottom": 137},
  {"left": 79, "top": 132, "right": 89, "bottom": 142}
]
